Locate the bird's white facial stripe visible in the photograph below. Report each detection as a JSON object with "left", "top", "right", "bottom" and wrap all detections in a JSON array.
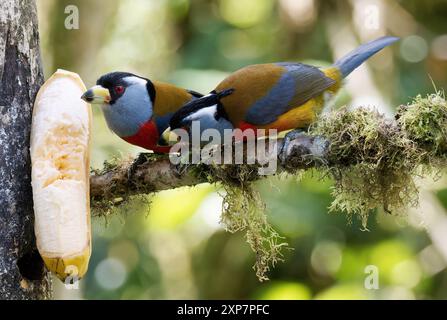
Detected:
[
  {"left": 185, "top": 105, "right": 217, "bottom": 122},
  {"left": 123, "top": 76, "right": 147, "bottom": 86}
]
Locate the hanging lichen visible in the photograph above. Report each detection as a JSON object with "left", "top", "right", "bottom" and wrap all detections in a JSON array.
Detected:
[{"left": 194, "top": 163, "right": 288, "bottom": 281}]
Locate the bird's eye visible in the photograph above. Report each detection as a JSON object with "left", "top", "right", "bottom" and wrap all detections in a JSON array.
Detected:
[{"left": 114, "top": 85, "right": 125, "bottom": 95}]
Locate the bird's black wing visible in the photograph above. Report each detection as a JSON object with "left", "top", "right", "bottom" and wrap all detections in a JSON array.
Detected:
[{"left": 169, "top": 89, "right": 234, "bottom": 129}]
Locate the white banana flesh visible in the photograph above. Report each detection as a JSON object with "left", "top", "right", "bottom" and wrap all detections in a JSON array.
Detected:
[{"left": 30, "top": 69, "right": 92, "bottom": 281}]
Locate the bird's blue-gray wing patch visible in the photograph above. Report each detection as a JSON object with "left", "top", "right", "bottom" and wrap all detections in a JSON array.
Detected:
[{"left": 245, "top": 63, "right": 335, "bottom": 125}]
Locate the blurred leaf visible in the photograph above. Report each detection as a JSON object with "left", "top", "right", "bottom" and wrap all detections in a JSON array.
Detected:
[
  {"left": 369, "top": 240, "right": 413, "bottom": 284},
  {"left": 254, "top": 281, "right": 312, "bottom": 300},
  {"left": 337, "top": 248, "right": 369, "bottom": 281},
  {"left": 315, "top": 283, "right": 368, "bottom": 300},
  {"left": 218, "top": 0, "right": 275, "bottom": 29},
  {"left": 435, "top": 188, "right": 447, "bottom": 209},
  {"left": 147, "top": 185, "right": 214, "bottom": 230}
]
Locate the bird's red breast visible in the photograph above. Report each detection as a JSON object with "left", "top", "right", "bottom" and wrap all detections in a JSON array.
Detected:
[
  {"left": 121, "top": 82, "right": 197, "bottom": 153},
  {"left": 122, "top": 120, "right": 171, "bottom": 153}
]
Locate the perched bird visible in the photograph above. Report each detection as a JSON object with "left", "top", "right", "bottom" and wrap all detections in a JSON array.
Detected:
[
  {"left": 81, "top": 72, "right": 202, "bottom": 153},
  {"left": 169, "top": 36, "right": 399, "bottom": 146}
]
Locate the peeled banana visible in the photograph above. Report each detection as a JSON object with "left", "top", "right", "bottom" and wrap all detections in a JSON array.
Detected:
[{"left": 30, "top": 69, "right": 92, "bottom": 282}]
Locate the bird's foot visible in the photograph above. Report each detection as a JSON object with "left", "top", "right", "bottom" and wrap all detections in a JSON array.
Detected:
[
  {"left": 173, "top": 150, "right": 191, "bottom": 175},
  {"left": 279, "top": 129, "right": 329, "bottom": 168},
  {"left": 127, "top": 152, "right": 151, "bottom": 184},
  {"left": 280, "top": 129, "right": 305, "bottom": 162}
]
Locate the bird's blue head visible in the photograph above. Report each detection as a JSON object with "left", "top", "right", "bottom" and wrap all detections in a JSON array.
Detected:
[{"left": 81, "top": 72, "right": 155, "bottom": 137}]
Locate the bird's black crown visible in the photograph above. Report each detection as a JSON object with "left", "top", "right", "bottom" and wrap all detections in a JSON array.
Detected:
[
  {"left": 96, "top": 72, "right": 146, "bottom": 88},
  {"left": 96, "top": 71, "right": 156, "bottom": 104}
]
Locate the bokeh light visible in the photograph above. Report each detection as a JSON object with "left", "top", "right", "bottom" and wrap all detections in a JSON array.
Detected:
[
  {"left": 431, "top": 35, "right": 447, "bottom": 61},
  {"left": 400, "top": 35, "right": 429, "bottom": 63},
  {"left": 95, "top": 258, "right": 128, "bottom": 290},
  {"left": 311, "top": 241, "right": 343, "bottom": 277},
  {"left": 391, "top": 260, "right": 422, "bottom": 288},
  {"left": 219, "top": 0, "right": 274, "bottom": 29},
  {"left": 255, "top": 281, "right": 312, "bottom": 300},
  {"left": 315, "top": 284, "right": 368, "bottom": 300},
  {"left": 279, "top": 0, "right": 316, "bottom": 29}
]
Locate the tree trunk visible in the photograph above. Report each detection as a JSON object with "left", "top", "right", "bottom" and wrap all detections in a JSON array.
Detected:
[{"left": 0, "top": 0, "right": 52, "bottom": 299}]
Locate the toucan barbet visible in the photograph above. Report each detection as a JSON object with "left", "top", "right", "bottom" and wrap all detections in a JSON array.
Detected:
[
  {"left": 81, "top": 72, "right": 202, "bottom": 153},
  {"left": 168, "top": 36, "right": 399, "bottom": 147}
]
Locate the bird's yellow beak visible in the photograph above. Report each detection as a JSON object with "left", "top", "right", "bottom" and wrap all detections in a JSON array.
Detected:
[{"left": 81, "top": 85, "right": 111, "bottom": 104}]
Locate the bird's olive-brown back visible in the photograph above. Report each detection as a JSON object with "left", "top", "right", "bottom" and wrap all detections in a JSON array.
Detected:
[
  {"left": 215, "top": 64, "right": 285, "bottom": 126},
  {"left": 152, "top": 80, "right": 194, "bottom": 116}
]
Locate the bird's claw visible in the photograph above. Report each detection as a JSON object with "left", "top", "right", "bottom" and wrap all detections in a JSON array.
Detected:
[
  {"left": 173, "top": 150, "right": 193, "bottom": 176},
  {"left": 279, "top": 129, "right": 305, "bottom": 164},
  {"left": 127, "top": 152, "right": 151, "bottom": 184}
]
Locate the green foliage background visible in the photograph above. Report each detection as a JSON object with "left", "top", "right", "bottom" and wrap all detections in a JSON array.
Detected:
[{"left": 36, "top": 0, "right": 447, "bottom": 299}]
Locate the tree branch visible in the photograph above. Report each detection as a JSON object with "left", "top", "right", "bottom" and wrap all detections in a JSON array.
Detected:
[
  {"left": 90, "top": 157, "right": 209, "bottom": 202},
  {"left": 89, "top": 134, "right": 329, "bottom": 204}
]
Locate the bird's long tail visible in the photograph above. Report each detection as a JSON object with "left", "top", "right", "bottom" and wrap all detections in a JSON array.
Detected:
[{"left": 334, "top": 36, "right": 399, "bottom": 78}]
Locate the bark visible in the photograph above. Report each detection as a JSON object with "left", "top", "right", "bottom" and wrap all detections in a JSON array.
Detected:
[{"left": 0, "top": 0, "right": 52, "bottom": 300}]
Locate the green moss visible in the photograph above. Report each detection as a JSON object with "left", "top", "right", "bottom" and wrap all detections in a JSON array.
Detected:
[
  {"left": 309, "top": 107, "right": 418, "bottom": 226},
  {"left": 397, "top": 91, "right": 447, "bottom": 166},
  {"left": 309, "top": 92, "right": 446, "bottom": 228},
  {"left": 92, "top": 194, "right": 151, "bottom": 220},
  {"left": 91, "top": 155, "right": 154, "bottom": 218}
]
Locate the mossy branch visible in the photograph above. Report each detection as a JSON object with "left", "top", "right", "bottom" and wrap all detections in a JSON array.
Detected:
[
  {"left": 90, "top": 156, "right": 207, "bottom": 203},
  {"left": 89, "top": 133, "right": 327, "bottom": 203},
  {"left": 89, "top": 92, "right": 447, "bottom": 280}
]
